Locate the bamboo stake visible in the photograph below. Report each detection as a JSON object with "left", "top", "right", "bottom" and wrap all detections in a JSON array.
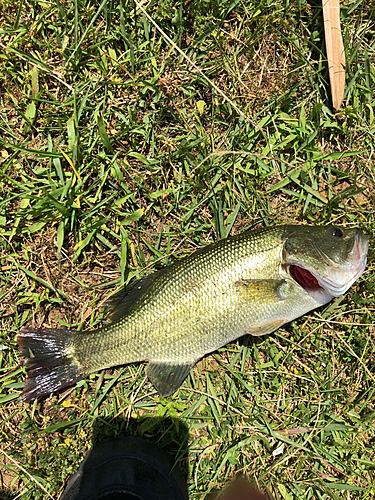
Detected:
[{"left": 322, "top": 0, "right": 346, "bottom": 109}]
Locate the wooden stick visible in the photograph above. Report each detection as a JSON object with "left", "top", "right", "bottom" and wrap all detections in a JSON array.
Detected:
[{"left": 322, "top": 0, "right": 346, "bottom": 109}]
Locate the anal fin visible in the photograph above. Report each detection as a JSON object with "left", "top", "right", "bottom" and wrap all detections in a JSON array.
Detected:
[{"left": 146, "top": 361, "right": 195, "bottom": 397}]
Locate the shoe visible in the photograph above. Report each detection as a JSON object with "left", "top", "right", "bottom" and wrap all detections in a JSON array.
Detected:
[{"left": 59, "top": 436, "right": 188, "bottom": 500}]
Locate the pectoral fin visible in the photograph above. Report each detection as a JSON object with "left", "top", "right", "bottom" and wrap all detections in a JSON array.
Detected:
[
  {"left": 235, "top": 278, "right": 290, "bottom": 301},
  {"left": 146, "top": 361, "right": 195, "bottom": 397},
  {"left": 235, "top": 279, "right": 291, "bottom": 336}
]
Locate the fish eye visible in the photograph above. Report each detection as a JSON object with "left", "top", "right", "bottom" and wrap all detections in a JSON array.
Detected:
[{"left": 330, "top": 227, "right": 344, "bottom": 238}]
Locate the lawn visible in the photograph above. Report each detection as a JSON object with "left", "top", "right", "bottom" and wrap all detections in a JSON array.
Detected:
[{"left": 0, "top": 0, "right": 374, "bottom": 498}]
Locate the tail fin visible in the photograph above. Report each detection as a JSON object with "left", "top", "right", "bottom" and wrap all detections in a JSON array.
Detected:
[{"left": 18, "top": 327, "right": 85, "bottom": 402}]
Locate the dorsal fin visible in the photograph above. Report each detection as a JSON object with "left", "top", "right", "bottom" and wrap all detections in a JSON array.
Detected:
[{"left": 105, "top": 270, "right": 164, "bottom": 323}]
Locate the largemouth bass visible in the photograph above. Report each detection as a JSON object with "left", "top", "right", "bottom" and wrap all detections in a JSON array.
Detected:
[{"left": 18, "top": 225, "right": 369, "bottom": 402}]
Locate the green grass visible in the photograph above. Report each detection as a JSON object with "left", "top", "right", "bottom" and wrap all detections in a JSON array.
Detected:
[{"left": 0, "top": 0, "right": 375, "bottom": 498}]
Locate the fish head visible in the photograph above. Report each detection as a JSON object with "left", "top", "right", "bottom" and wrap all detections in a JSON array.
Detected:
[{"left": 283, "top": 225, "right": 369, "bottom": 303}]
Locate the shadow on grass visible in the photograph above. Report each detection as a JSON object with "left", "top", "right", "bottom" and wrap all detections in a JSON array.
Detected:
[{"left": 0, "top": 488, "right": 13, "bottom": 500}]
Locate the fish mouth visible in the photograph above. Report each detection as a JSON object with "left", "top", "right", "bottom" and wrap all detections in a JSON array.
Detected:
[
  {"left": 288, "top": 263, "right": 347, "bottom": 304},
  {"left": 288, "top": 232, "right": 369, "bottom": 299},
  {"left": 289, "top": 262, "right": 365, "bottom": 298},
  {"left": 289, "top": 265, "right": 323, "bottom": 291}
]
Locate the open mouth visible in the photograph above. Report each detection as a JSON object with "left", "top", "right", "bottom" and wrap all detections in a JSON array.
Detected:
[
  {"left": 287, "top": 233, "right": 369, "bottom": 300},
  {"left": 289, "top": 265, "right": 322, "bottom": 291}
]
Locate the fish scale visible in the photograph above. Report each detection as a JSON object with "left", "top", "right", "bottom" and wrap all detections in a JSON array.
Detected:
[{"left": 18, "top": 224, "right": 368, "bottom": 401}]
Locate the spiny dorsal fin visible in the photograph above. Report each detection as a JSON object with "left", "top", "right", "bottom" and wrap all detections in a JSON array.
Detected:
[{"left": 146, "top": 361, "right": 195, "bottom": 397}]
